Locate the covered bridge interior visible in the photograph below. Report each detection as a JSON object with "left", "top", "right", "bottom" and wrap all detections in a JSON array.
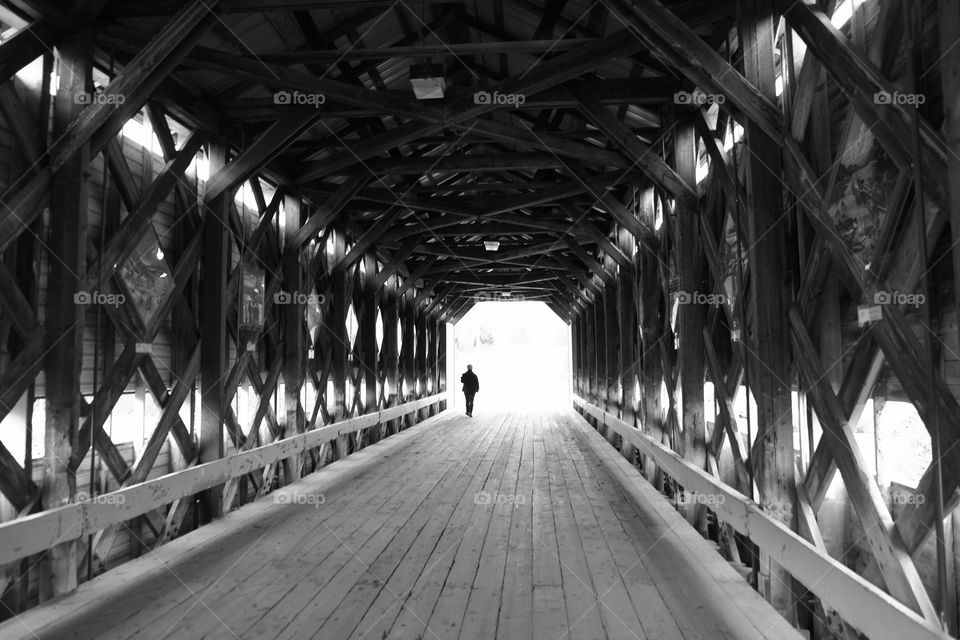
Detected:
[{"left": 0, "top": 0, "right": 957, "bottom": 638}]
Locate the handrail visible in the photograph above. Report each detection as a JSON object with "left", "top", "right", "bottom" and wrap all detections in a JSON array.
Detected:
[
  {"left": 0, "top": 392, "right": 447, "bottom": 566},
  {"left": 572, "top": 395, "right": 949, "bottom": 640}
]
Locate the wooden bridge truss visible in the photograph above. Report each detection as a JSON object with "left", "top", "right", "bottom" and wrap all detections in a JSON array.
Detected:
[{"left": 0, "top": 0, "right": 957, "bottom": 638}]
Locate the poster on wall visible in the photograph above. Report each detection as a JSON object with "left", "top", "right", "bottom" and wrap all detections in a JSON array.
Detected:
[
  {"left": 116, "top": 226, "right": 174, "bottom": 330},
  {"left": 240, "top": 265, "right": 265, "bottom": 331}
]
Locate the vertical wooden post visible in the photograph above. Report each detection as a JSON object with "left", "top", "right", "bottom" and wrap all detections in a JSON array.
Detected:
[
  {"left": 583, "top": 300, "right": 597, "bottom": 419},
  {"left": 401, "top": 289, "right": 416, "bottom": 428},
  {"left": 740, "top": 0, "right": 797, "bottom": 617},
  {"left": 428, "top": 313, "right": 441, "bottom": 414},
  {"left": 424, "top": 313, "right": 436, "bottom": 417},
  {"left": 198, "top": 140, "right": 229, "bottom": 523},
  {"left": 572, "top": 315, "right": 581, "bottom": 397},
  {"left": 638, "top": 186, "right": 665, "bottom": 486},
  {"left": 360, "top": 252, "right": 378, "bottom": 418},
  {"left": 415, "top": 305, "right": 428, "bottom": 420},
  {"left": 580, "top": 309, "right": 590, "bottom": 403},
  {"left": 381, "top": 276, "right": 400, "bottom": 433},
  {"left": 282, "top": 194, "right": 305, "bottom": 483},
  {"left": 592, "top": 297, "right": 605, "bottom": 425},
  {"left": 603, "top": 257, "right": 620, "bottom": 446},
  {"left": 675, "top": 117, "right": 708, "bottom": 530},
  {"left": 617, "top": 225, "right": 638, "bottom": 462},
  {"left": 41, "top": 30, "right": 93, "bottom": 598},
  {"left": 941, "top": 0, "right": 960, "bottom": 395},
  {"left": 329, "top": 227, "right": 350, "bottom": 457},
  {"left": 437, "top": 315, "right": 447, "bottom": 411}
]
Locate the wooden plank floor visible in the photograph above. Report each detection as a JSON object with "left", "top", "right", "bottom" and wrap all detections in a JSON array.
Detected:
[{"left": 1, "top": 409, "right": 802, "bottom": 640}]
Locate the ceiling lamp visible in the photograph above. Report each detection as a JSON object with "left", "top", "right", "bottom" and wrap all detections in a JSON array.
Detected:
[
  {"left": 409, "top": 63, "right": 445, "bottom": 100},
  {"left": 483, "top": 240, "right": 500, "bottom": 251}
]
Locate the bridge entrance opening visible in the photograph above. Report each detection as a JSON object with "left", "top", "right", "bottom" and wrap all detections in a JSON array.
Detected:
[{"left": 451, "top": 301, "right": 571, "bottom": 412}]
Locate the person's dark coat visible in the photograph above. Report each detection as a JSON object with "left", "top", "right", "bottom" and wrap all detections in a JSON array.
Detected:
[{"left": 461, "top": 370, "right": 479, "bottom": 395}]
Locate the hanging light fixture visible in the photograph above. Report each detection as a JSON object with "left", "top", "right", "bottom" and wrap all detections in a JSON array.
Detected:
[
  {"left": 483, "top": 240, "right": 500, "bottom": 251},
  {"left": 409, "top": 63, "right": 446, "bottom": 100}
]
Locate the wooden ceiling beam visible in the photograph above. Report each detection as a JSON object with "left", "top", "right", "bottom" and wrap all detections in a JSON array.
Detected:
[
  {"left": 205, "top": 106, "right": 322, "bottom": 202},
  {"left": 215, "top": 79, "right": 673, "bottom": 122},
  {"left": 104, "top": 0, "right": 452, "bottom": 17},
  {"left": 554, "top": 252, "right": 604, "bottom": 296},
  {"left": 291, "top": 172, "right": 369, "bottom": 247},
  {"left": 371, "top": 237, "right": 421, "bottom": 289},
  {"left": 261, "top": 38, "right": 600, "bottom": 63},
  {"left": 293, "top": 29, "right": 647, "bottom": 181},
  {"left": 571, "top": 84, "right": 696, "bottom": 207},
  {"left": 397, "top": 256, "right": 439, "bottom": 296},
  {"left": 364, "top": 152, "right": 566, "bottom": 175},
  {"left": 457, "top": 119, "right": 631, "bottom": 169},
  {"left": 600, "top": 0, "right": 783, "bottom": 143},
  {"left": 562, "top": 235, "right": 614, "bottom": 284},
  {"left": 413, "top": 241, "right": 559, "bottom": 263},
  {"left": 558, "top": 162, "right": 655, "bottom": 244}
]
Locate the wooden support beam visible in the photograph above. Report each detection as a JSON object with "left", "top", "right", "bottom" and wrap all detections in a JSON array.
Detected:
[
  {"left": 571, "top": 84, "right": 696, "bottom": 207},
  {"left": 282, "top": 194, "right": 306, "bottom": 483},
  {"left": 560, "top": 206, "right": 633, "bottom": 271},
  {"left": 328, "top": 227, "right": 350, "bottom": 456},
  {"left": 739, "top": 0, "right": 795, "bottom": 615},
  {"left": 0, "top": 81, "right": 41, "bottom": 165},
  {"left": 397, "top": 258, "right": 437, "bottom": 297},
  {"left": 675, "top": 116, "right": 708, "bottom": 531},
  {"left": 600, "top": 0, "right": 782, "bottom": 142},
  {"left": 414, "top": 306, "right": 427, "bottom": 420},
  {"left": 372, "top": 237, "right": 420, "bottom": 290},
  {"left": 0, "top": 1, "right": 217, "bottom": 255},
  {"left": 292, "top": 172, "right": 369, "bottom": 248},
  {"left": 381, "top": 276, "right": 401, "bottom": 434},
  {"left": 602, "top": 262, "right": 620, "bottom": 447},
  {"left": 360, "top": 252, "right": 379, "bottom": 417},
  {"left": 573, "top": 396, "right": 951, "bottom": 640},
  {"left": 89, "top": 346, "right": 201, "bottom": 566},
  {"left": 583, "top": 301, "right": 596, "bottom": 407},
  {"left": 617, "top": 225, "right": 638, "bottom": 464},
  {"left": 940, "top": 0, "right": 960, "bottom": 356},
  {"left": 92, "top": 132, "right": 205, "bottom": 289},
  {"left": 335, "top": 209, "right": 403, "bottom": 274},
  {"left": 198, "top": 141, "right": 230, "bottom": 522},
  {"left": 554, "top": 253, "right": 602, "bottom": 296},
  {"left": 790, "top": 309, "right": 939, "bottom": 622},
  {"left": 287, "top": 29, "right": 646, "bottom": 180},
  {"left": 776, "top": 0, "right": 948, "bottom": 172},
  {"left": 572, "top": 315, "right": 582, "bottom": 396},
  {"left": 560, "top": 161, "right": 655, "bottom": 244},
  {"left": 40, "top": 29, "right": 92, "bottom": 599},
  {"left": 0, "top": 20, "right": 58, "bottom": 86},
  {"left": 703, "top": 330, "right": 751, "bottom": 491},
  {"left": 400, "top": 289, "right": 416, "bottom": 426},
  {"left": 592, "top": 299, "right": 605, "bottom": 411},
  {"left": 204, "top": 107, "right": 321, "bottom": 202},
  {"left": 637, "top": 204, "right": 665, "bottom": 485},
  {"left": 425, "top": 313, "right": 439, "bottom": 416},
  {"left": 436, "top": 314, "right": 447, "bottom": 410}
]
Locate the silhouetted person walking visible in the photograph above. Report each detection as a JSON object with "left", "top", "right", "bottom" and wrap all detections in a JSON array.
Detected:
[{"left": 461, "top": 365, "right": 479, "bottom": 417}]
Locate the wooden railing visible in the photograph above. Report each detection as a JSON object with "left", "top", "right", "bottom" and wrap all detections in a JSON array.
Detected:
[
  {"left": 572, "top": 395, "right": 949, "bottom": 640},
  {"left": 0, "top": 393, "right": 447, "bottom": 566}
]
